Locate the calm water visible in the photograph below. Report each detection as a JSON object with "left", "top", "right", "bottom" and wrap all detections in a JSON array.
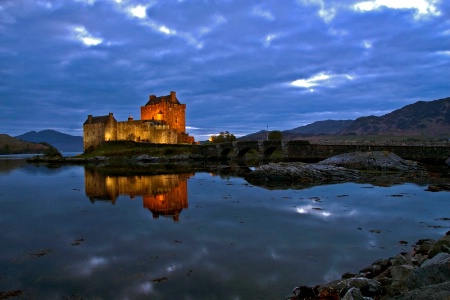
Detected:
[{"left": 0, "top": 157, "right": 449, "bottom": 299}]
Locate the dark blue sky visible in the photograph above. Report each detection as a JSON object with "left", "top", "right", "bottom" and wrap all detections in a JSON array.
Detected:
[{"left": 1, "top": 0, "right": 449, "bottom": 140}]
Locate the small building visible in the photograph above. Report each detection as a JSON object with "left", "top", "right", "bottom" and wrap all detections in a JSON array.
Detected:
[{"left": 83, "top": 91, "right": 194, "bottom": 151}]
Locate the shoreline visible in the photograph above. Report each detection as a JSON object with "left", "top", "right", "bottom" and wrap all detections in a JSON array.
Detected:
[{"left": 287, "top": 232, "right": 450, "bottom": 300}]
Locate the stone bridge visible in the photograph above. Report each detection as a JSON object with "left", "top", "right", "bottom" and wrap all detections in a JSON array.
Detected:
[{"left": 198, "top": 140, "right": 450, "bottom": 164}]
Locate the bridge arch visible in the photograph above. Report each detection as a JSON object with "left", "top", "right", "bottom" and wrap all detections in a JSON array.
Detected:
[
  {"left": 220, "top": 147, "right": 233, "bottom": 157},
  {"left": 237, "top": 147, "right": 252, "bottom": 158}
]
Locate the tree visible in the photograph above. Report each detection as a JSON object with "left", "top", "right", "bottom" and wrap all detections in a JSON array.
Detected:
[
  {"left": 210, "top": 131, "right": 237, "bottom": 143},
  {"left": 268, "top": 130, "right": 282, "bottom": 141}
]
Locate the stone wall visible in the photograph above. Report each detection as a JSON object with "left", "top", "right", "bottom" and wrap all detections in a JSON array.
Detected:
[
  {"left": 116, "top": 121, "right": 177, "bottom": 144},
  {"left": 141, "top": 102, "right": 186, "bottom": 134},
  {"left": 198, "top": 140, "right": 450, "bottom": 163}
]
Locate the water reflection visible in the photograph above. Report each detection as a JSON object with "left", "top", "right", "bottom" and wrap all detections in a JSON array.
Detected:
[{"left": 84, "top": 169, "right": 192, "bottom": 221}]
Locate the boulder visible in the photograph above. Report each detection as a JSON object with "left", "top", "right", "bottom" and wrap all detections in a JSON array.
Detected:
[
  {"left": 391, "top": 281, "right": 450, "bottom": 300},
  {"left": 245, "top": 162, "right": 365, "bottom": 189},
  {"left": 405, "top": 253, "right": 450, "bottom": 290},
  {"left": 321, "top": 277, "right": 383, "bottom": 298},
  {"left": 319, "top": 151, "right": 423, "bottom": 173},
  {"left": 342, "top": 287, "right": 373, "bottom": 300}
]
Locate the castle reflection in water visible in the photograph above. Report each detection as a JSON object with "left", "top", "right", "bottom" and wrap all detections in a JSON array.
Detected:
[{"left": 84, "top": 169, "right": 192, "bottom": 222}]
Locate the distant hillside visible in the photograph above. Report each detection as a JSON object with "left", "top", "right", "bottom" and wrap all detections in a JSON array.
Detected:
[
  {"left": 238, "top": 130, "right": 269, "bottom": 141},
  {"left": 286, "top": 120, "right": 354, "bottom": 134},
  {"left": 0, "top": 134, "right": 48, "bottom": 154},
  {"left": 339, "top": 97, "right": 450, "bottom": 137},
  {"left": 239, "top": 96, "right": 450, "bottom": 141},
  {"left": 16, "top": 130, "right": 83, "bottom": 152}
]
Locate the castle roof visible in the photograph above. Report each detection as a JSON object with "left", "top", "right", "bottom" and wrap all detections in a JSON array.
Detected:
[
  {"left": 83, "top": 114, "right": 116, "bottom": 125},
  {"left": 145, "top": 92, "right": 180, "bottom": 106}
]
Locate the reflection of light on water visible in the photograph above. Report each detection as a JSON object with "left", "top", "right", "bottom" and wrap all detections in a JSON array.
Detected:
[
  {"left": 138, "top": 282, "right": 154, "bottom": 294},
  {"left": 90, "top": 257, "right": 107, "bottom": 267},
  {"left": 165, "top": 264, "right": 177, "bottom": 272},
  {"left": 296, "top": 207, "right": 307, "bottom": 214},
  {"left": 295, "top": 205, "right": 332, "bottom": 218},
  {"left": 75, "top": 256, "right": 109, "bottom": 276},
  {"left": 269, "top": 247, "right": 280, "bottom": 260}
]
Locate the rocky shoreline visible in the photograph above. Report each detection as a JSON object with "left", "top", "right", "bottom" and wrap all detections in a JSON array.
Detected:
[
  {"left": 244, "top": 151, "right": 440, "bottom": 190},
  {"left": 288, "top": 232, "right": 450, "bottom": 300}
]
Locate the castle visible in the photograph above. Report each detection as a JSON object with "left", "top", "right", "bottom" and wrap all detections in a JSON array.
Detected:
[{"left": 83, "top": 91, "right": 195, "bottom": 150}]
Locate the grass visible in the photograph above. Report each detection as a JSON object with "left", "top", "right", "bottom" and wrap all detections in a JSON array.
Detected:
[{"left": 78, "top": 141, "right": 197, "bottom": 158}]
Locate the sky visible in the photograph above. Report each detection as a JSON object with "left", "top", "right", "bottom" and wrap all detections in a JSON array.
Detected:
[{"left": 0, "top": 0, "right": 449, "bottom": 140}]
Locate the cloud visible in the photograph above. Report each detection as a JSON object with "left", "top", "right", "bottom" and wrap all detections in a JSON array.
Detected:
[
  {"left": 73, "top": 26, "right": 103, "bottom": 46},
  {"left": 128, "top": 5, "right": 147, "bottom": 19},
  {"left": 251, "top": 5, "right": 275, "bottom": 21},
  {"left": 353, "top": 0, "right": 441, "bottom": 18},
  {"left": 290, "top": 72, "right": 354, "bottom": 90},
  {"left": 0, "top": 0, "right": 448, "bottom": 139},
  {"left": 299, "top": 0, "right": 337, "bottom": 22}
]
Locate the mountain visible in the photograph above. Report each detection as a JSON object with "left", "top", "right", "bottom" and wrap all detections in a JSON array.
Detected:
[
  {"left": 239, "top": 120, "right": 355, "bottom": 141},
  {"left": 238, "top": 130, "right": 269, "bottom": 141},
  {"left": 0, "top": 134, "right": 49, "bottom": 154},
  {"left": 15, "top": 130, "right": 83, "bottom": 152},
  {"left": 339, "top": 97, "right": 450, "bottom": 137},
  {"left": 239, "top": 96, "right": 450, "bottom": 140},
  {"left": 286, "top": 120, "right": 354, "bottom": 135}
]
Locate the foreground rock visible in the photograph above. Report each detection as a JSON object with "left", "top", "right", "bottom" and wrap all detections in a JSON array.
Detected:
[
  {"left": 245, "top": 162, "right": 365, "bottom": 189},
  {"left": 245, "top": 152, "right": 427, "bottom": 189},
  {"left": 319, "top": 151, "right": 424, "bottom": 173},
  {"left": 288, "top": 232, "right": 450, "bottom": 300}
]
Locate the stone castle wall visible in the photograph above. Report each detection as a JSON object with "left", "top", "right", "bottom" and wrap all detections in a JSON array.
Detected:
[
  {"left": 141, "top": 102, "right": 186, "bottom": 134},
  {"left": 116, "top": 120, "right": 177, "bottom": 144}
]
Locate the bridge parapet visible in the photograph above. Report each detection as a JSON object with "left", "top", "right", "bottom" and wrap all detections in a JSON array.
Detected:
[{"left": 199, "top": 140, "right": 449, "bottom": 163}]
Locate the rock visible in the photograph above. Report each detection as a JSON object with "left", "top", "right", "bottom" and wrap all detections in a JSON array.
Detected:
[
  {"left": 389, "top": 264, "right": 415, "bottom": 295},
  {"left": 134, "top": 154, "right": 161, "bottom": 162},
  {"left": 318, "top": 286, "right": 340, "bottom": 299},
  {"left": 405, "top": 253, "right": 450, "bottom": 290},
  {"left": 415, "top": 239, "right": 436, "bottom": 255},
  {"left": 245, "top": 162, "right": 365, "bottom": 189},
  {"left": 289, "top": 233, "right": 450, "bottom": 300},
  {"left": 390, "top": 281, "right": 450, "bottom": 300},
  {"left": 319, "top": 151, "right": 423, "bottom": 173},
  {"left": 426, "top": 183, "right": 450, "bottom": 192},
  {"left": 342, "top": 287, "right": 373, "bottom": 300},
  {"left": 291, "top": 285, "right": 316, "bottom": 299},
  {"left": 427, "top": 235, "right": 450, "bottom": 257},
  {"left": 390, "top": 254, "right": 408, "bottom": 266},
  {"left": 321, "top": 277, "right": 383, "bottom": 298}
]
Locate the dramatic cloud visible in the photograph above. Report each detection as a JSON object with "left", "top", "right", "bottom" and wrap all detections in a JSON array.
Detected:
[{"left": 0, "top": 0, "right": 448, "bottom": 139}]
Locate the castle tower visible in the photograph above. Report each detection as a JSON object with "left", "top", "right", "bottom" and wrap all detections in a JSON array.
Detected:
[{"left": 140, "top": 91, "right": 186, "bottom": 134}]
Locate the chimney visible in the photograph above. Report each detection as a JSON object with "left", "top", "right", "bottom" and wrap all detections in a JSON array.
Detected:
[
  {"left": 170, "top": 91, "right": 176, "bottom": 102},
  {"left": 128, "top": 115, "right": 133, "bottom": 121},
  {"left": 88, "top": 115, "right": 92, "bottom": 123},
  {"left": 149, "top": 95, "right": 156, "bottom": 102}
]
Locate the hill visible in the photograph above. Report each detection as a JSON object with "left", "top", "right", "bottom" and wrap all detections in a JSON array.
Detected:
[
  {"left": 0, "top": 134, "right": 49, "bottom": 154},
  {"left": 286, "top": 120, "right": 354, "bottom": 135},
  {"left": 239, "top": 96, "right": 450, "bottom": 141},
  {"left": 339, "top": 97, "right": 450, "bottom": 138},
  {"left": 16, "top": 130, "right": 83, "bottom": 152}
]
